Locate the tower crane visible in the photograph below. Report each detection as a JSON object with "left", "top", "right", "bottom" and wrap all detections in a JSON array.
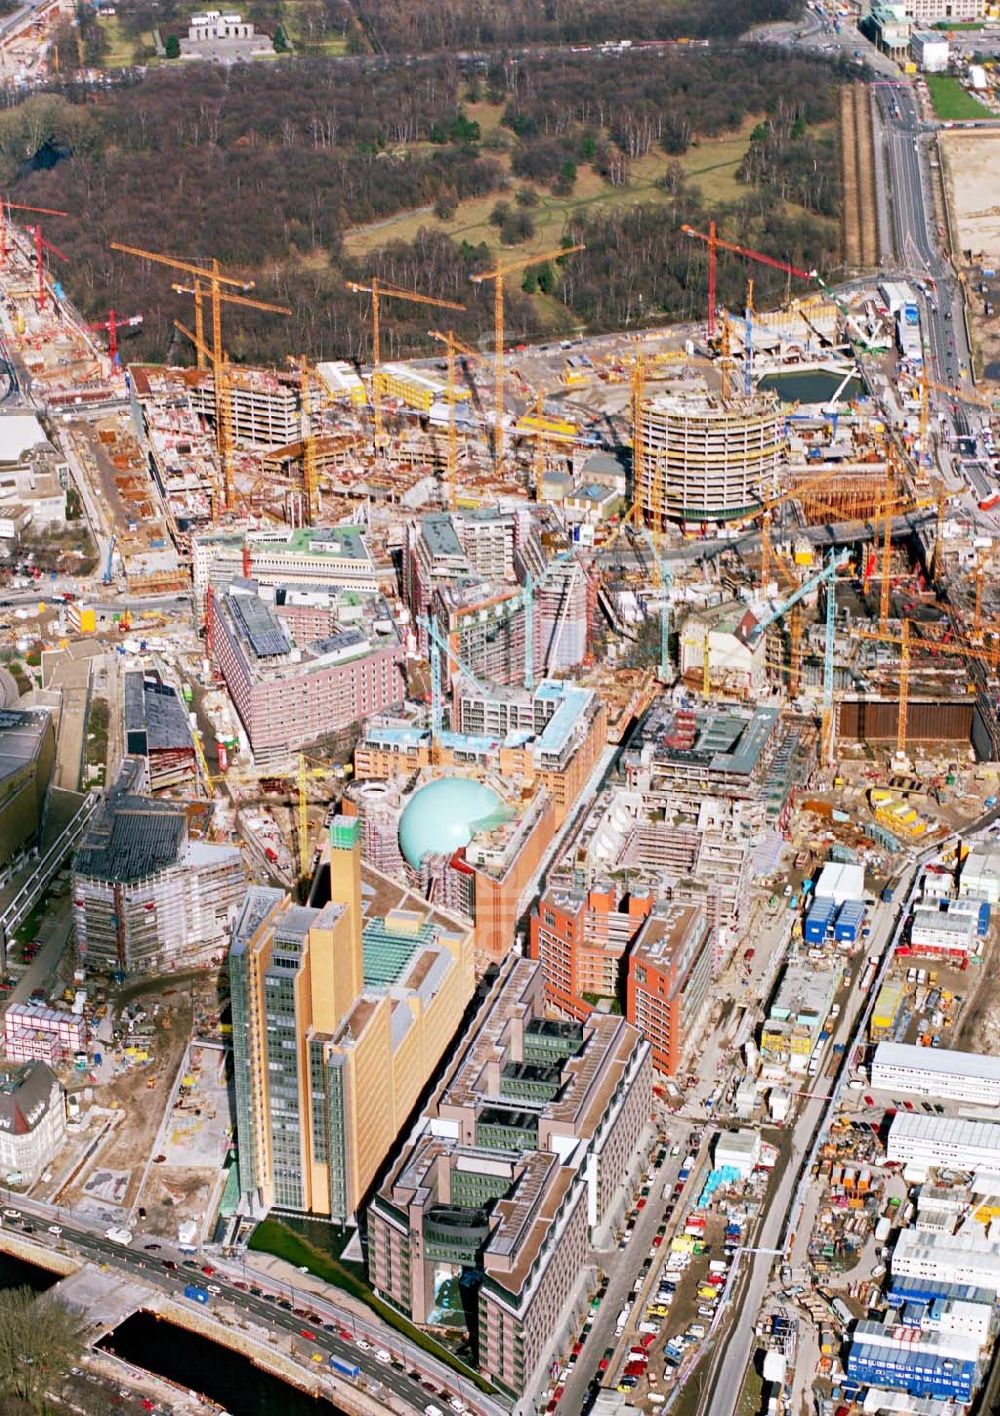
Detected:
[
  {"left": 918, "top": 370, "right": 997, "bottom": 459},
  {"left": 470, "top": 243, "right": 584, "bottom": 472},
  {"left": 680, "top": 222, "right": 816, "bottom": 338},
  {"left": 417, "top": 612, "right": 488, "bottom": 736},
  {"left": 744, "top": 278, "right": 755, "bottom": 398},
  {"left": 110, "top": 245, "right": 289, "bottom": 514},
  {"left": 290, "top": 355, "right": 320, "bottom": 525},
  {"left": 87, "top": 309, "right": 143, "bottom": 367},
  {"left": 29, "top": 223, "right": 68, "bottom": 311},
  {"left": 749, "top": 549, "right": 848, "bottom": 762},
  {"left": 630, "top": 354, "right": 647, "bottom": 528},
  {"left": 113, "top": 244, "right": 263, "bottom": 511},
  {"left": 427, "top": 328, "right": 480, "bottom": 508},
  {"left": 345, "top": 279, "right": 464, "bottom": 454},
  {"left": 171, "top": 279, "right": 278, "bottom": 372},
  {"left": 0, "top": 201, "right": 67, "bottom": 265},
  {"left": 851, "top": 619, "right": 1000, "bottom": 758}
]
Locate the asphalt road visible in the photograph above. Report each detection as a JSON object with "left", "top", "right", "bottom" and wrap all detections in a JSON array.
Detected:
[{"left": 0, "top": 1199, "right": 505, "bottom": 1416}]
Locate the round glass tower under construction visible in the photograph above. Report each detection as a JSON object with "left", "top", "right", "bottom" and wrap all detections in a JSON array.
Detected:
[{"left": 637, "top": 391, "right": 787, "bottom": 529}]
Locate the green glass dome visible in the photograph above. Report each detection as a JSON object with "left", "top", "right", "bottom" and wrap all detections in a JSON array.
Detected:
[{"left": 399, "top": 777, "right": 509, "bottom": 869}]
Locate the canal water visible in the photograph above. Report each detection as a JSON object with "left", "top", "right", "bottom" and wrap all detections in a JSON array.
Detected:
[
  {"left": 0, "top": 1252, "right": 344, "bottom": 1415},
  {"left": 757, "top": 367, "right": 865, "bottom": 404},
  {"left": 101, "top": 1313, "right": 345, "bottom": 1416}
]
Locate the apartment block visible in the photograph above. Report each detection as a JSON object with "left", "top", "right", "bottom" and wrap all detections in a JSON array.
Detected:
[
  {"left": 0, "top": 1063, "right": 65, "bottom": 1184},
  {"left": 192, "top": 523, "right": 378, "bottom": 620},
  {"left": 367, "top": 957, "right": 651, "bottom": 1402},
  {"left": 356, "top": 678, "right": 606, "bottom": 830},
  {"left": 209, "top": 580, "right": 405, "bottom": 764},
  {"left": 231, "top": 817, "right": 475, "bottom": 1223},
  {"left": 625, "top": 902, "right": 714, "bottom": 1075},
  {"left": 73, "top": 759, "right": 245, "bottom": 976},
  {"left": 123, "top": 671, "right": 196, "bottom": 792}
]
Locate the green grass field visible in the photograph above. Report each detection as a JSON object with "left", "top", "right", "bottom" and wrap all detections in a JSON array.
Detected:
[
  {"left": 927, "top": 74, "right": 993, "bottom": 120},
  {"left": 248, "top": 1218, "right": 494, "bottom": 1394},
  {"left": 344, "top": 109, "right": 759, "bottom": 260}
]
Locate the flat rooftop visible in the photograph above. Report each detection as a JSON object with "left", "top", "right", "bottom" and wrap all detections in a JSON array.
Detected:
[{"left": 874, "top": 1041, "right": 1000, "bottom": 1082}]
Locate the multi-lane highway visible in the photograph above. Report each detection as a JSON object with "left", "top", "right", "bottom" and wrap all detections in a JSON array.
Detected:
[{"left": 0, "top": 1197, "right": 504, "bottom": 1416}]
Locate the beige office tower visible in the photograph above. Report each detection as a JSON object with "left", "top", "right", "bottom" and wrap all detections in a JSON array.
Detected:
[{"left": 230, "top": 817, "right": 474, "bottom": 1222}]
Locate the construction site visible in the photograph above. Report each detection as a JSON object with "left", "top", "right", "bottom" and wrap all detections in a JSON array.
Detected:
[{"left": 0, "top": 172, "right": 989, "bottom": 938}]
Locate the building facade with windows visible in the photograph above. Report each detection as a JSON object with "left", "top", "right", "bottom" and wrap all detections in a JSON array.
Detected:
[{"left": 230, "top": 817, "right": 475, "bottom": 1223}]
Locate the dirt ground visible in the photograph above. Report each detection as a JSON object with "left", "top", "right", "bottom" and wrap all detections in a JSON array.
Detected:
[
  {"left": 58, "top": 985, "right": 194, "bottom": 1217},
  {"left": 939, "top": 130, "right": 1000, "bottom": 378}
]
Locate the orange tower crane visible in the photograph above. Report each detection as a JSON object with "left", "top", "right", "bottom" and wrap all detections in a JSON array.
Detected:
[
  {"left": 0, "top": 201, "right": 67, "bottom": 265},
  {"left": 680, "top": 222, "right": 816, "bottom": 338},
  {"left": 294, "top": 355, "right": 319, "bottom": 525},
  {"left": 345, "top": 279, "right": 464, "bottom": 454},
  {"left": 470, "top": 243, "right": 584, "bottom": 472},
  {"left": 851, "top": 619, "right": 1000, "bottom": 757},
  {"left": 428, "top": 328, "right": 480, "bottom": 509},
  {"left": 919, "top": 370, "right": 997, "bottom": 459},
  {"left": 111, "top": 244, "right": 289, "bottom": 514}
]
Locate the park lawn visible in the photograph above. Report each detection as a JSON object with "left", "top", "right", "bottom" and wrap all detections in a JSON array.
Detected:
[
  {"left": 927, "top": 74, "right": 992, "bottom": 120},
  {"left": 343, "top": 114, "right": 758, "bottom": 261},
  {"left": 249, "top": 1218, "right": 494, "bottom": 1393},
  {"left": 674, "top": 115, "right": 758, "bottom": 201},
  {"left": 95, "top": 14, "right": 139, "bottom": 67}
]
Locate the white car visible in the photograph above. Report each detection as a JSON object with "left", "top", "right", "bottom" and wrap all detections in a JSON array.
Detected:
[
  {"left": 206, "top": 1284, "right": 221, "bottom": 1295},
  {"left": 47, "top": 1225, "right": 62, "bottom": 1236},
  {"left": 356, "top": 1338, "right": 372, "bottom": 1351},
  {"left": 374, "top": 1348, "right": 391, "bottom": 1364}
]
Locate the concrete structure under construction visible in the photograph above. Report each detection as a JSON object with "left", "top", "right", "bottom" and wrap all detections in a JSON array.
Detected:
[
  {"left": 623, "top": 701, "right": 809, "bottom": 831},
  {"left": 637, "top": 391, "right": 786, "bottom": 529},
  {"left": 192, "top": 524, "right": 378, "bottom": 620},
  {"left": 366, "top": 956, "right": 652, "bottom": 1403},
  {"left": 0, "top": 1062, "right": 65, "bottom": 1185},
  {"left": 72, "top": 759, "right": 245, "bottom": 975},
  {"left": 123, "top": 671, "right": 196, "bottom": 792},
  {"left": 230, "top": 817, "right": 475, "bottom": 1224},
  {"left": 355, "top": 677, "right": 607, "bottom": 829},
  {"left": 0, "top": 707, "right": 54, "bottom": 890},
  {"left": 208, "top": 579, "right": 405, "bottom": 764},
  {"left": 186, "top": 367, "right": 300, "bottom": 447}
]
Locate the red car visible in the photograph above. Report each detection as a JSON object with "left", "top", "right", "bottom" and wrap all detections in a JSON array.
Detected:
[
  {"left": 624, "top": 1360, "right": 647, "bottom": 1377},
  {"left": 652, "top": 1235, "right": 663, "bottom": 1247},
  {"left": 299, "top": 1329, "right": 316, "bottom": 1341},
  {"left": 707, "top": 1273, "right": 726, "bottom": 1287},
  {"left": 641, "top": 1333, "right": 657, "bottom": 1350},
  {"left": 338, "top": 1328, "right": 353, "bottom": 1342},
  {"left": 201, "top": 1265, "right": 215, "bottom": 1276},
  {"left": 903, "top": 1100, "right": 914, "bottom": 1111},
  {"left": 863, "top": 1095, "right": 874, "bottom": 1107},
  {"left": 599, "top": 1357, "right": 611, "bottom": 1372},
  {"left": 637, "top": 1198, "right": 646, "bottom": 1210}
]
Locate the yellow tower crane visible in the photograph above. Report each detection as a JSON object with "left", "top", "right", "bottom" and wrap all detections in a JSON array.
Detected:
[
  {"left": 470, "top": 243, "right": 584, "bottom": 473},
  {"left": 851, "top": 620, "right": 1000, "bottom": 758},
  {"left": 111, "top": 243, "right": 289, "bottom": 515},
  {"left": 427, "top": 328, "right": 480, "bottom": 508},
  {"left": 288, "top": 355, "right": 320, "bottom": 525},
  {"left": 919, "top": 370, "right": 997, "bottom": 459},
  {"left": 346, "top": 279, "right": 465, "bottom": 454},
  {"left": 630, "top": 354, "right": 647, "bottom": 529}
]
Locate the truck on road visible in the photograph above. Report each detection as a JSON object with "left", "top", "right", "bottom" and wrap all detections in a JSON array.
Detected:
[
  {"left": 330, "top": 1355, "right": 362, "bottom": 1380},
  {"left": 183, "top": 1284, "right": 210, "bottom": 1305}
]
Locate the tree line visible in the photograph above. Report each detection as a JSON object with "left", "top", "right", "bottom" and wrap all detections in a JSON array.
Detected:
[
  {"left": 0, "top": 44, "right": 842, "bottom": 366},
  {"left": 351, "top": 0, "right": 801, "bottom": 54}
]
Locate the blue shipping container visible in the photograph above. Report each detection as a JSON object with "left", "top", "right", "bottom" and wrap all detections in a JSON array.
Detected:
[
  {"left": 805, "top": 897, "right": 836, "bottom": 944},
  {"left": 184, "top": 1284, "right": 209, "bottom": 1305},
  {"left": 835, "top": 901, "right": 866, "bottom": 943}
]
